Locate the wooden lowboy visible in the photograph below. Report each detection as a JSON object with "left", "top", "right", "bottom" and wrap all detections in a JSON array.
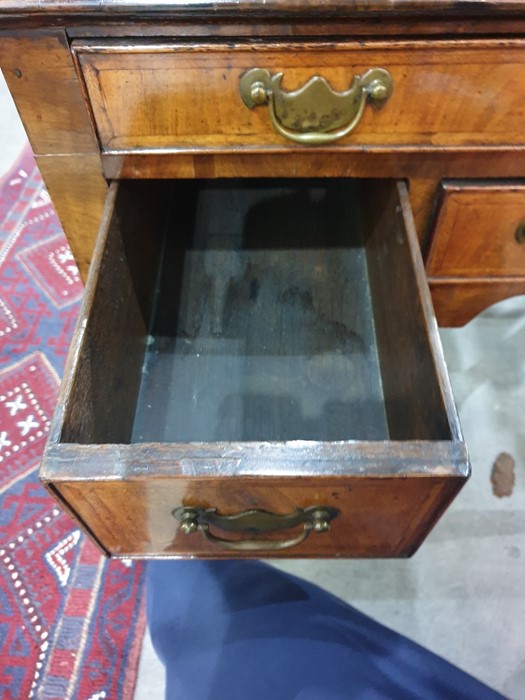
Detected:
[{"left": 1, "top": 0, "right": 524, "bottom": 557}]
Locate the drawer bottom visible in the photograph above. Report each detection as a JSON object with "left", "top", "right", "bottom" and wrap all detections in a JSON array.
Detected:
[{"left": 133, "top": 182, "right": 387, "bottom": 444}]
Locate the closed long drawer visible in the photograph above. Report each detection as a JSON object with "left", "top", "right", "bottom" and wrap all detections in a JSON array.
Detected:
[
  {"left": 74, "top": 39, "right": 525, "bottom": 153},
  {"left": 40, "top": 178, "right": 469, "bottom": 559}
]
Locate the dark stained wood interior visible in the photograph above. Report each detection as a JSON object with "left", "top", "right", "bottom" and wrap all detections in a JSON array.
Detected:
[
  {"left": 58, "top": 178, "right": 456, "bottom": 447},
  {"left": 56, "top": 181, "right": 170, "bottom": 445},
  {"left": 360, "top": 181, "right": 453, "bottom": 441}
]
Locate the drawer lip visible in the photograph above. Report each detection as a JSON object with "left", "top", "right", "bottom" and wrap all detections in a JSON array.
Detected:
[
  {"left": 42, "top": 439, "right": 470, "bottom": 481},
  {"left": 40, "top": 177, "right": 469, "bottom": 558},
  {"left": 72, "top": 37, "right": 525, "bottom": 54}
]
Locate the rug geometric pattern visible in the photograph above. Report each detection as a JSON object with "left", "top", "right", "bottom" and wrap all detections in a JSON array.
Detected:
[{"left": 0, "top": 147, "right": 145, "bottom": 700}]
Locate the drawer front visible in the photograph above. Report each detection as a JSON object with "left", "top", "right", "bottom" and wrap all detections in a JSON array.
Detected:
[
  {"left": 50, "top": 469, "right": 463, "bottom": 558},
  {"left": 427, "top": 182, "right": 525, "bottom": 277},
  {"left": 41, "top": 178, "right": 468, "bottom": 559},
  {"left": 427, "top": 181, "right": 525, "bottom": 326},
  {"left": 74, "top": 39, "right": 525, "bottom": 153}
]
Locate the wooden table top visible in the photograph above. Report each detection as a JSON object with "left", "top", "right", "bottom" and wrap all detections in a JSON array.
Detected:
[{"left": 1, "top": 0, "right": 524, "bottom": 20}]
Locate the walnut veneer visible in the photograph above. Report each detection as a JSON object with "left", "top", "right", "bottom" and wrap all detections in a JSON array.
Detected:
[{"left": 1, "top": 0, "right": 523, "bottom": 557}]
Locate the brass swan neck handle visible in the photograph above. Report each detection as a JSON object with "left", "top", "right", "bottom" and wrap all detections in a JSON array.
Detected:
[
  {"left": 240, "top": 67, "right": 393, "bottom": 146},
  {"left": 173, "top": 505, "right": 340, "bottom": 551}
]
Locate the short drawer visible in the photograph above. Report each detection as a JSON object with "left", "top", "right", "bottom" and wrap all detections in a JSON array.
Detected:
[
  {"left": 74, "top": 39, "right": 525, "bottom": 154},
  {"left": 40, "top": 178, "right": 468, "bottom": 559},
  {"left": 426, "top": 181, "right": 525, "bottom": 325}
]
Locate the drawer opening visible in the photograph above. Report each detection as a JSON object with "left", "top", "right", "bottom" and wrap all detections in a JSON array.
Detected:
[{"left": 57, "top": 178, "right": 454, "bottom": 447}]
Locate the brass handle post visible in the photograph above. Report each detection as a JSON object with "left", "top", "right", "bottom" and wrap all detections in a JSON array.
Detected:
[
  {"left": 240, "top": 67, "right": 392, "bottom": 146},
  {"left": 173, "top": 505, "right": 339, "bottom": 551}
]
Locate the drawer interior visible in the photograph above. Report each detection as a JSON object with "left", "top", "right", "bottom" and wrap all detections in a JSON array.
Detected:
[
  {"left": 58, "top": 178, "right": 453, "bottom": 448},
  {"left": 134, "top": 181, "right": 387, "bottom": 443}
]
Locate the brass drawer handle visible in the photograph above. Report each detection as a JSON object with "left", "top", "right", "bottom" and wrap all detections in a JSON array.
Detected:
[
  {"left": 516, "top": 222, "right": 525, "bottom": 244},
  {"left": 173, "top": 505, "right": 339, "bottom": 551},
  {"left": 240, "top": 67, "right": 392, "bottom": 146}
]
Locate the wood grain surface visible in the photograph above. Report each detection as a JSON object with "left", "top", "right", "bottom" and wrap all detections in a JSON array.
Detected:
[
  {"left": 361, "top": 181, "right": 458, "bottom": 442},
  {"left": 75, "top": 39, "right": 525, "bottom": 152},
  {"left": 36, "top": 155, "right": 108, "bottom": 281},
  {"left": 0, "top": 30, "right": 108, "bottom": 279},
  {"left": 2, "top": 0, "right": 525, "bottom": 19},
  {"left": 426, "top": 181, "right": 525, "bottom": 326},
  {"left": 52, "top": 474, "right": 465, "bottom": 558},
  {"left": 409, "top": 178, "right": 439, "bottom": 245},
  {"left": 429, "top": 278, "right": 525, "bottom": 327},
  {"left": 0, "top": 31, "right": 98, "bottom": 155},
  {"left": 427, "top": 181, "right": 525, "bottom": 277},
  {"left": 102, "top": 149, "right": 525, "bottom": 181},
  {"left": 54, "top": 180, "right": 169, "bottom": 445}
]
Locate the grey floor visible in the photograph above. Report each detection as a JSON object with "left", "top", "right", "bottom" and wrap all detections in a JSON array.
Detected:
[{"left": 2, "top": 72, "right": 523, "bottom": 700}]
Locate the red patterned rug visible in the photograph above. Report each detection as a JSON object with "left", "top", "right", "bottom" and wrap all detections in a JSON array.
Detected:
[{"left": 0, "top": 147, "right": 146, "bottom": 700}]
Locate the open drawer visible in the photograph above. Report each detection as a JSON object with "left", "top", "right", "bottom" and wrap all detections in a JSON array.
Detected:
[{"left": 40, "top": 178, "right": 469, "bottom": 559}]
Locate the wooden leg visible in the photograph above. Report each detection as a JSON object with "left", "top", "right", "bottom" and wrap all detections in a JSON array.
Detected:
[{"left": 37, "top": 154, "right": 108, "bottom": 281}]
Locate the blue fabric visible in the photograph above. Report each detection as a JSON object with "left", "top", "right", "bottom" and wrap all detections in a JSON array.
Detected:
[{"left": 147, "top": 560, "right": 505, "bottom": 700}]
